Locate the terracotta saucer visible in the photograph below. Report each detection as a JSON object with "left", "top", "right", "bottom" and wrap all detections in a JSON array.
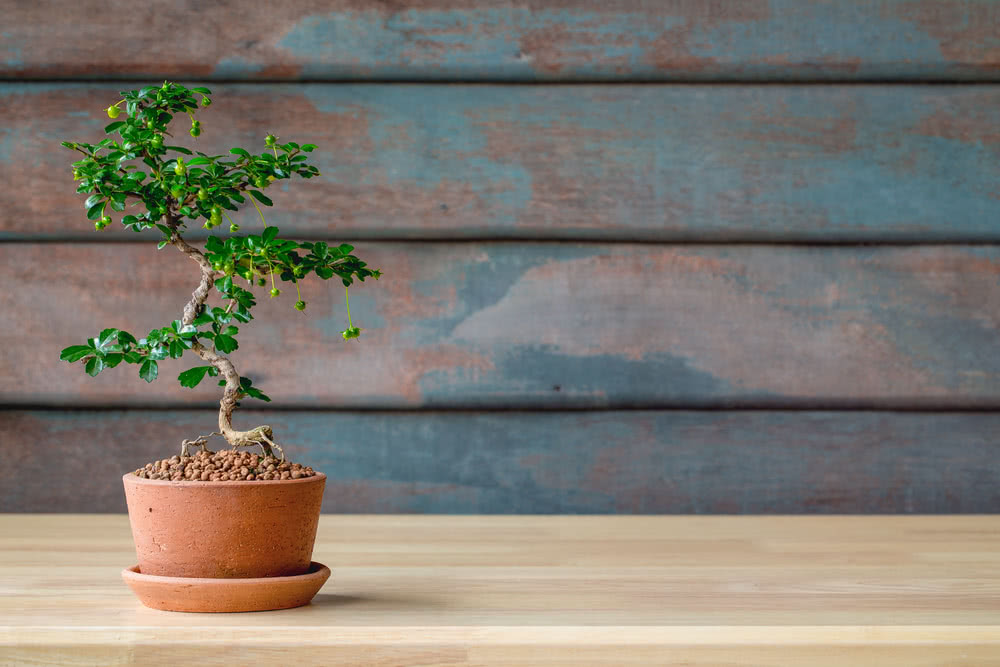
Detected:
[{"left": 122, "top": 561, "right": 331, "bottom": 612}]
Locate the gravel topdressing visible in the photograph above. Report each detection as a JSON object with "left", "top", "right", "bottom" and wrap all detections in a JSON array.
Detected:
[{"left": 133, "top": 449, "right": 317, "bottom": 482}]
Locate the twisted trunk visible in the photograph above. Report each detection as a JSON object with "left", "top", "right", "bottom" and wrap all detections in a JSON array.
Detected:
[{"left": 169, "top": 224, "right": 276, "bottom": 455}]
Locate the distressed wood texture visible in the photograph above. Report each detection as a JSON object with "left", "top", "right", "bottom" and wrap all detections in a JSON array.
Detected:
[
  {"left": 4, "top": 243, "right": 1000, "bottom": 409},
  {"left": 4, "top": 1, "right": 1000, "bottom": 81},
  {"left": 6, "top": 83, "right": 1000, "bottom": 241},
  {"left": 2, "top": 410, "right": 998, "bottom": 514},
  {"left": 2, "top": 516, "right": 1000, "bottom": 665}
]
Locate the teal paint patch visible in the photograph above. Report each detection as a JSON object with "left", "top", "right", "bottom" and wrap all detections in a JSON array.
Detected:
[
  {"left": 212, "top": 57, "right": 265, "bottom": 78},
  {"left": 1, "top": 32, "right": 22, "bottom": 68},
  {"left": 406, "top": 244, "right": 598, "bottom": 341},
  {"left": 280, "top": 9, "right": 676, "bottom": 79},
  {"left": 417, "top": 345, "right": 737, "bottom": 408},
  {"left": 689, "top": 0, "right": 945, "bottom": 74},
  {"left": 302, "top": 84, "right": 533, "bottom": 222}
]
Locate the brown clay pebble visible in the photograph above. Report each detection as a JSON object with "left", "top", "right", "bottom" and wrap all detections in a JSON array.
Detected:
[{"left": 132, "top": 449, "right": 317, "bottom": 482}]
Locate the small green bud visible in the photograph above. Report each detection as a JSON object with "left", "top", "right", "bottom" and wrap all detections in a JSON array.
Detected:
[
  {"left": 107, "top": 105, "right": 120, "bottom": 119},
  {"left": 197, "top": 188, "right": 208, "bottom": 201},
  {"left": 189, "top": 126, "right": 201, "bottom": 137},
  {"left": 265, "top": 134, "right": 276, "bottom": 146},
  {"left": 212, "top": 261, "right": 223, "bottom": 271},
  {"left": 94, "top": 220, "right": 105, "bottom": 231},
  {"left": 100, "top": 215, "right": 111, "bottom": 226},
  {"left": 341, "top": 327, "right": 361, "bottom": 340},
  {"left": 294, "top": 300, "right": 306, "bottom": 311},
  {"left": 201, "top": 97, "right": 212, "bottom": 107},
  {"left": 270, "top": 288, "right": 280, "bottom": 298},
  {"left": 150, "top": 135, "right": 163, "bottom": 149},
  {"left": 257, "top": 278, "right": 267, "bottom": 286},
  {"left": 229, "top": 223, "right": 240, "bottom": 233},
  {"left": 174, "top": 159, "right": 185, "bottom": 176}
]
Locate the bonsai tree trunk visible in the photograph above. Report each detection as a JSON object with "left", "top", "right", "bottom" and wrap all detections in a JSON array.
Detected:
[{"left": 172, "top": 223, "right": 279, "bottom": 458}]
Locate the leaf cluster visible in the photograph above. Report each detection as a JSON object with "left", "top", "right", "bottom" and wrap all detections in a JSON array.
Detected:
[{"left": 58, "top": 82, "right": 382, "bottom": 403}]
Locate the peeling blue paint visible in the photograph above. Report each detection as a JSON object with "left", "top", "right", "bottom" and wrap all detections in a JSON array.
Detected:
[
  {"left": 273, "top": 3, "right": 985, "bottom": 80},
  {"left": 302, "top": 84, "right": 533, "bottom": 217},
  {"left": 417, "top": 345, "right": 737, "bottom": 408},
  {"left": 690, "top": 0, "right": 945, "bottom": 72},
  {"left": 13, "top": 410, "right": 997, "bottom": 513},
  {"left": 212, "top": 57, "right": 265, "bottom": 78}
]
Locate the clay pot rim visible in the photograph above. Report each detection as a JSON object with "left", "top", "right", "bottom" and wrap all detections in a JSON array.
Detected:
[{"left": 122, "top": 471, "right": 326, "bottom": 487}]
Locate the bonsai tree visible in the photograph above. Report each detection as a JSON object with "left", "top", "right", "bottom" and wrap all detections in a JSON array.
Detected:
[{"left": 59, "top": 82, "right": 380, "bottom": 459}]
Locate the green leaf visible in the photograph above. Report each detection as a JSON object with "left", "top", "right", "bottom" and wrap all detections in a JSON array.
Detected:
[
  {"left": 139, "top": 359, "right": 158, "bottom": 383},
  {"left": 245, "top": 387, "right": 271, "bottom": 402},
  {"left": 98, "top": 328, "right": 119, "bottom": 347},
  {"left": 168, "top": 340, "right": 186, "bottom": 359},
  {"left": 191, "top": 87, "right": 212, "bottom": 94},
  {"left": 214, "top": 334, "right": 238, "bottom": 353},
  {"left": 301, "top": 144, "right": 316, "bottom": 152},
  {"left": 178, "top": 365, "right": 213, "bottom": 388},
  {"left": 118, "top": 330, "right": 137, "bottom": 346},
  {"left": 103, "top": 353, "right": 124, "bottom": 368},
  {"left": 248, "top": 190, "right": 272, "bottom": 206},
  {"left": 60, "top": 345, "right": 92, "bottom": 363},
  {"left": 192, "top": 312, "right": 214, "bottom": 327},
  {"left": 262, "top": 226, "right": 278, "bottom": 244},
  {"left": 230, "top": 147, "right": 250, "bottom": 158},
  {"left": 104, "top": 121, "right": 126, "bottom": 133},
  {"left": 166, "top": 145, "right": 193, "bottom": 155},
  {"left": 315, "top": 266, "right": 334, "bottom": 280},
  {"left": 157, "top": 240, "right": 168, "bottom": 249},
  {"left": 85, "top": 356, "right": 104, "bottom": 377},
  {"left": 86, "top": 201, "right": 106, "bottom": 220},
  {"left": 186, "top": 157, "right": 211, "bottom": 166}
]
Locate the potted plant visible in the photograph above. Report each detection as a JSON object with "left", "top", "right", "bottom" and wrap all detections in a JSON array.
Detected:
[{"left": 58, "top": 82, "right": 381, "bottom": 612}]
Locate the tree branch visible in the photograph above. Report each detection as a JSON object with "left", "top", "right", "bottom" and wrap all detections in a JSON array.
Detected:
[{"left": 167, "top": 212, "right": 275, "bottom": 456}]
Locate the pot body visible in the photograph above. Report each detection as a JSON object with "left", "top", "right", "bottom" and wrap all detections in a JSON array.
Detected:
[{"left": 123, "top": 472, "right": 326, "bottom": 578}]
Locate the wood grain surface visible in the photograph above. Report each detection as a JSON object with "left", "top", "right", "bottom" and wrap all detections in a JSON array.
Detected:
[
  {"left": 6, "top": 83, "right": 1000, "bottom": 241},
  {"left": 1, "top": 515, "right": 998, "bottom": 665},
  {"left": 5, "top": 242, "right": 1000, "bottom": 408},
  {"left": 2, "top": 409, "right": 998, "bottom": 514},
  {"left": 4, "top": 1, "right": 999, "bottom": 81}
]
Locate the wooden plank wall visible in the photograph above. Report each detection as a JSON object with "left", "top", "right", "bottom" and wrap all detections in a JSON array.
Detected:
[{"left": 2, "top": 1, "right": 998, "bottom": 512}]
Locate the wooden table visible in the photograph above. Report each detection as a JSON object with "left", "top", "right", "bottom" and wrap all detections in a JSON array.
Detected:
[{"left": 1, "top": 515, "right": 998, "bottom": 665}]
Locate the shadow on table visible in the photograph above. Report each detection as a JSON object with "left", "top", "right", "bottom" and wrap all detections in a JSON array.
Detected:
[{"left": 310, "top": 592, "right": 450, "bottom": 611}]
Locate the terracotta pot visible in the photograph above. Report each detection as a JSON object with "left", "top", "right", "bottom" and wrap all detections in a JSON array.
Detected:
[{"left": 123, "top": 472, "right": 326, "bottom": 578}]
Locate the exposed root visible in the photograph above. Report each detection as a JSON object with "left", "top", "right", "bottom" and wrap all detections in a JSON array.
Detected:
[
  {"left": 180, "top": 426, "right": 285, "bottom": 461},
  {"left": 224, "top": 424, "right": 285, "bottom": 461},
  {"left": 180, "top": 431, "right": 222, "bottom": 457}
]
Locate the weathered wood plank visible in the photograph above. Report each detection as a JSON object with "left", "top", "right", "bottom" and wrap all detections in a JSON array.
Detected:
[
  {"left": 4, "top": 243, "right": 1000, "bottom": 408},
  {"left": 5, "top": 83, "right": 1000, "bottom": 241},
  {"left": 4, "top": 1, "right": 999, "bottom": 81},
  {"left": 2, "top": 410, "right": 997, "bottom": 513}
]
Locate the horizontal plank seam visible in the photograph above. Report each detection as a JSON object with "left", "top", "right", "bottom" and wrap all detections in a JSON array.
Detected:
[
  {"left": 6, "top": 404, "right": 1000, "bottom": 414},
  {"left": 7, "top": 239, "right": 1000, "bottom": 248},
  {"left": 6, "top": 77, "right": 1000, "bottom": 85}
]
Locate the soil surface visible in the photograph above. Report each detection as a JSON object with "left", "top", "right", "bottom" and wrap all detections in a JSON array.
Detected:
[{"left": 133, "top": 449, "right": 317, "bottom": 481}]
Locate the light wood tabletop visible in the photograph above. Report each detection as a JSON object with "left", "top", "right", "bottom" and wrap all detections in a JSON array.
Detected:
[{"left": 1, "top": 515, "right": 998, "bottom": 665}]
